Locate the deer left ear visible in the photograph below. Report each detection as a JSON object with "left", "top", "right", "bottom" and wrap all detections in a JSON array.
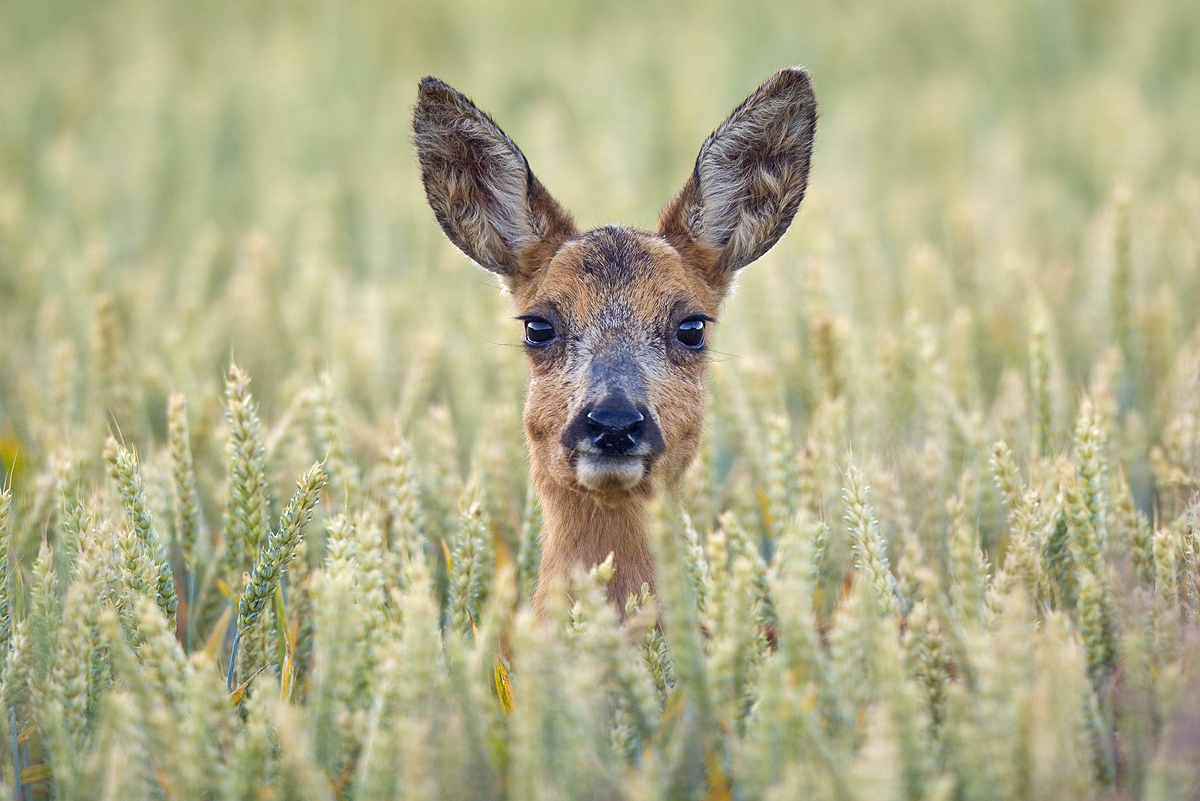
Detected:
[
  {"left": 413, "top": 77, "right": 577, "bottom": 287},
  {"left": 658, "top": 67, "right": 817, "bottom": 281}
]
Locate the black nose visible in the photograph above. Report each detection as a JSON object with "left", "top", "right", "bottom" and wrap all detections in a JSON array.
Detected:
[
  {"left": 587, "top": 407, "right": 645, "bottom": 432},
  {"left": 585, "top": 403, "right": 645, "bottom": 454},
  {"left": 561, "top": 397, "right": 666, "bottom": 459}
]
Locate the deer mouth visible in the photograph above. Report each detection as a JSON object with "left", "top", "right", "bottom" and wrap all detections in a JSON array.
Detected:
[{"left": 574, "top": 452, "right": 650, "bottom": 493}]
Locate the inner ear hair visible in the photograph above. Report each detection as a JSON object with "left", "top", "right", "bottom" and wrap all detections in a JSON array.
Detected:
[
  {"left": 413, "top": 77, "right": 576, "bottom": 283},
  {"left": 658, "top": 67, "right": 817, "bottom": 278}
]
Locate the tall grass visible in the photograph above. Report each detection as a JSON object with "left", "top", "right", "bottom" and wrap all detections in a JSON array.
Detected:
[{"left": 1, "top": 0, "right": 1200, "bottom": 797}]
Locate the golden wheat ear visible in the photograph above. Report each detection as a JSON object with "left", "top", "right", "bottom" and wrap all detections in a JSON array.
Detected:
[
  {"left": 412, "top": 77, "right": 576, "bottom": 283},
  {"left": 658, "top": 67, "right": 817, "bottom": 276}
]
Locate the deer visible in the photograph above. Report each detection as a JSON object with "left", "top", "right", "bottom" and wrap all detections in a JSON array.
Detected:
[{"left": 413, "top": 68, "right": 816, "bottom": 619}]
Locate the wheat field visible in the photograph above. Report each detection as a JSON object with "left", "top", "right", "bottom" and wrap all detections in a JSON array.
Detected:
[{"left": 1, "top": 0, "right": 1199, "bottom": 798}]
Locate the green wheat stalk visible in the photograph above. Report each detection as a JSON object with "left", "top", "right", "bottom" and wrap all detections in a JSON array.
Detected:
[
  {"left": 104, "top": 437, "right": 178, "bottom": 629},
  {"left": 230, "top": 462, "right": 325, "bottom": 691},
  {"left": 167, "top": 392, "right": 202, "bottom": 576},
  {"left": 843, "top": 466, "right": 900, "bottom": 618},
  {"left": 223, "top": 364, "right": 271, "bottom": 595},
  {"left": 0, "top": 489, "right": 11, "bottom": 656}
]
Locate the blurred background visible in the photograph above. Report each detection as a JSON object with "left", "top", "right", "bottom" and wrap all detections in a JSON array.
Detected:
[
  {"left": 4, "top": 4, "right": 1200, "bottom": 795},
  {"left": 0, "top": 0, "right": 1198, "bottom": 528}
]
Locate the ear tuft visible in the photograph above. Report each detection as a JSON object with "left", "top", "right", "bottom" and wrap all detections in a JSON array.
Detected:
[
  {"left": 659, "top": 67, "right": 817, "bottom": 276},
  {"left": 413, "top": 78, "right": 574, "bottom": 280}
]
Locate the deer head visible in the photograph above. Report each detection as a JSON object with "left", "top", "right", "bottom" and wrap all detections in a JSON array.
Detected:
[{"left": 414, "top": 68, "right": 816, "bottom": 614}]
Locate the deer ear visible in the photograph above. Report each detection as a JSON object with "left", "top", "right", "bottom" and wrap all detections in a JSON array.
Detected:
[
  {"left": 658, "top": 67, "right": 817, "bottom": 279},
  {"left": 413, "top": 77, "right": 576, "bottom": 283}
]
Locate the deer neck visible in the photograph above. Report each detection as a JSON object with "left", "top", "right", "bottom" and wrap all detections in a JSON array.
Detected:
[{"left": 532, "top": 474, "right": 655, "bottom": 618}]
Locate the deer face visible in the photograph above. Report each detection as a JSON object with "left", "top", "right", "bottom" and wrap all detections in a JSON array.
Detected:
[
  {"left": 513, "top": 227, "right": 718, "bottom": 497},
  {"left": 414, "top": 69, "right": 816, "bottom": 501}
]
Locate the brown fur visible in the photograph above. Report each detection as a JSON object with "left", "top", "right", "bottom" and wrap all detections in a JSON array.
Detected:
[{"left": 413, "top": 69, "right": 817, "bottom": 619}]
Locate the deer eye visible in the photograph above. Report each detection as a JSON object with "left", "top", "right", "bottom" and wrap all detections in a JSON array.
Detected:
[
  {"left": 677, "top": 319, "right": 706, "bottom": 349},
  {"left": 524, "top": 319, "right": 556, "bottom": 345}
]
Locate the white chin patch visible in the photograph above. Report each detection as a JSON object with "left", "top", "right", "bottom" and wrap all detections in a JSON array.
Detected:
[{"left": 576, "top": 455, "right": 646, "bottom": 492}]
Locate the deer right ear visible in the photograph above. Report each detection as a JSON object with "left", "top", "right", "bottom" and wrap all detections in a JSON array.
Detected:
[
  {"left": 413, "top": 77, "right": 576, "bottom": 284},
  {"left": 657, "top": 68, "right": 817, "bottom": 288}
]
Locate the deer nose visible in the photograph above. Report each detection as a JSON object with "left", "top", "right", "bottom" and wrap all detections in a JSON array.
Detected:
[
  {"left": 584, "top": 402, "right": 646, "bottom": 455},
  {"left": 586, "top": 407, "right": 645, "bottom": 432}
]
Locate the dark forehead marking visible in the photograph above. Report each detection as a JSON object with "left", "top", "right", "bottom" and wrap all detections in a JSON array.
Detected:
[{"left": 575, "top": 226, "right": 660, "bottom": 283}]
